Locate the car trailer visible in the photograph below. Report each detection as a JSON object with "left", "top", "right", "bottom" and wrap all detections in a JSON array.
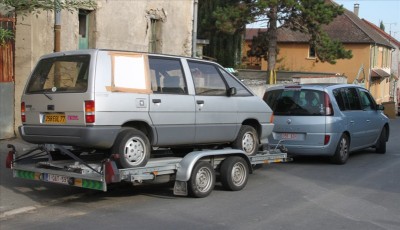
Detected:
[{"left": 5, "top": 144, "right": 290, "bottom": 198}]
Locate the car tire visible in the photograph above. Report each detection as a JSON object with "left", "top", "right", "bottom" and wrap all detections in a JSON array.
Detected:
[
  {"left": 112, "top": 128, "right": 150, "bottom": 169},
  {"left": 375, "top": 127, "right": 387, "bottom": 154},
  {"left": 330, "top": 134, "right": 349, "bottom": 165},
  {"left": 232, "top": 125, "right": 258, "bottom": 156}
]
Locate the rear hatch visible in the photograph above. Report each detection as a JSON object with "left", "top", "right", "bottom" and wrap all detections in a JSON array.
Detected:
[
  {"left": 21, "top": 53, "right": 93, "bottom": 127},
  {"left": 263, "top": 86, "right": 331, "bottom": 147}
]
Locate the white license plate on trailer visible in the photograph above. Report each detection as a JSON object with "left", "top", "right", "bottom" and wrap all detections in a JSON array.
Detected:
[{"left": 44, "top": 173, "right": 69, "bottom": 185}]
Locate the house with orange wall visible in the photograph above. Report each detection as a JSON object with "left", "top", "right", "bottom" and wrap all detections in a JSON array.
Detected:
[
  {"left": 243, "top": 3, "right": 394, "bottom": 104},
  {"left": 362, "top": 19, "right": 400, "bottom": 114}
]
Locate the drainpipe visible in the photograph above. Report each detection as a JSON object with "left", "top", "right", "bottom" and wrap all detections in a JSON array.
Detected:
[
  {"left": 192, "top": 0, "right": 198, "bottom": 57},
  {"left": 54, "top": 1, "right": 61, "bottom": 87},
  {"left": 54, "top": 1, "right": 61, "bottom": 52}
]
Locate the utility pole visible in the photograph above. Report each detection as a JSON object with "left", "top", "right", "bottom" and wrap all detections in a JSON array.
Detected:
[{"left": 192, "top": 0, "right": 198, "bottom": 58}]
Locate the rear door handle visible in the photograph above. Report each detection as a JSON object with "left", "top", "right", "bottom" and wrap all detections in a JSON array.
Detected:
[{"left": 152, "top": 99, "right": 161, "bottom": 103}]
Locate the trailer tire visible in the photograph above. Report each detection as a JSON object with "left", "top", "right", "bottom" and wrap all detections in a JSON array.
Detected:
[
  {"left": 112, "top": 129, "right": 150, "bottom": 169},
  {"left": 220, "top": 156, "right": 249, "bottom": 191},
  {"left": 188, "top": 161, "right": 215, "bottom": 198},
  {"left": 232, "top": 125, "right": 258, "bottom": 156}
]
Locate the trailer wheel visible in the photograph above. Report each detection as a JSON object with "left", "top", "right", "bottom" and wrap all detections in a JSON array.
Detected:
[
  {"left": 220, "top": 156, "right": 249, "bottom": 191},
  {"left": 188, "top": 161, "right": 215, "bottom": 198},
  {"left": 232, "top": 125, "right": 258, "bottom": 156},
  {"left": 112, "top": 129, "right": 150, "bottom": 168}
]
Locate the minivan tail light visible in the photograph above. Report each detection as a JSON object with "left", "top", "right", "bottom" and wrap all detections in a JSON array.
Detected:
[
  {"left": 269, "top": 113, "right": 274, "bottom": 123},
  {"left": 324, "top": 135, "right": 331, "bottom": 145},
  {"left": 21, "top": 102, "right": 26, "bottom": 122},
  {"left": 85, "top": 100, "right": 95, "bottom": 123},
  {"left": 324, "top": 93, "right": 333, "bottom": 116}
]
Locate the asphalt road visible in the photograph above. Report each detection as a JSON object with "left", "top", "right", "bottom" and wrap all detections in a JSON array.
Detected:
[{"left": 1, "top": 118, "right": 399, "bottom": 230}]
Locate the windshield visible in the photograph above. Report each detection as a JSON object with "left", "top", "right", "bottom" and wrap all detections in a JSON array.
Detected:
[
  {"left": 26, "top": 55, "right": 90, "bottom": 93},
  {"left": 263, "top": 88, "right": 327, "bottom": 116}
]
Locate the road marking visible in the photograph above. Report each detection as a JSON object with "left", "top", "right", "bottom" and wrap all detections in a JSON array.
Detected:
[
  {"left": 0, "top": 205, "right": 42, "bottom": 219},
  {"left": 0, "top": 192, "right": 90, "bottom": 220}
]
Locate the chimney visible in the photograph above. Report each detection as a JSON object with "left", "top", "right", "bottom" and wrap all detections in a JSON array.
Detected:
[{"left": 354, "top": 3, "right": 360, "bottom": 17}]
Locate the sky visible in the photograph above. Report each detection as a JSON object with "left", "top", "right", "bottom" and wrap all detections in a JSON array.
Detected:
[{"left": 247, "top": 0, "right": 400, "bottom": 41}]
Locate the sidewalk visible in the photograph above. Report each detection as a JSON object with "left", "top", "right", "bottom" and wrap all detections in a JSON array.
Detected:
[{"left": 0, "top": 137, "right": 87, "bottom": 218}]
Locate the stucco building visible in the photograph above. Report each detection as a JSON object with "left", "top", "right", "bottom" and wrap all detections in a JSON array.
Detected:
[{"left": 242, "top": 3, "right": 394, "bottom": 106}]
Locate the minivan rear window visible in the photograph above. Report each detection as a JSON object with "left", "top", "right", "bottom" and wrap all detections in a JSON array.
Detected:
[
  {"left": 263, "top": 89, "right": 326, "bottom": 116},
  {"left": 26, "top": 55, "right": 90, "bottom": 93}
]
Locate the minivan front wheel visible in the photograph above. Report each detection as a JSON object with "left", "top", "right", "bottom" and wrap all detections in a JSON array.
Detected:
[
  {"left": 330, "top": 134, "right": 349, "bottom": 165},
  {"left": 112, "top": 129, "right": 150, "bottom": 168},
  {"left": 375, "top": 127, "right": 387, "bottom": 154},
  {"left": 232, "top": 125, "right": 258, "bottom": 156}
]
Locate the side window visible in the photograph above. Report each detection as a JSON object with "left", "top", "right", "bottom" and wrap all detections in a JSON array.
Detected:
[
  {"left": 188, "top": 61, "right": 227, "bottom": 96},
  {"left": 358, "top": 89, "right": 376, "bottom": 110},
  {"left": 333, "top": 88, "right": 346, "bottom": 111},
  {"left": 343, "top": 87, "right": 361, "bottom": 110},
  {"left": 149, "top": 57, "right": 187, "bottom": 94},
  {"left": 220, "top": 69, "right": 251, "bottom": 96}
]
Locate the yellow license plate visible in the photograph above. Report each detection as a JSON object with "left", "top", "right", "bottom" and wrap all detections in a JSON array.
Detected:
[{"left": 44, "top": 114, "right": 66, "bottom": 124}]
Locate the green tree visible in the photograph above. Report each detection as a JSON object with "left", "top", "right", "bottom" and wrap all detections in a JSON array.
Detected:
[
  {"left": 379, "top": 20, "right": 385, "bottom": 31},
  {"left": 198, "top": 0, "right": 252, "bottom": 67},
  {"left": 212, "top": 0, "right": 353, "bottom": 82},
  {"left": 0, "top": 0, "right": 96, "bottom": 46}
]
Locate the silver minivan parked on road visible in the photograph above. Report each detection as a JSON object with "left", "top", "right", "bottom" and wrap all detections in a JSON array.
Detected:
[
  {"left": 19, "top": 49, "right": 274, "bottom": 168},
  {"left": 263, "top": 84, "right": 390, "bottom": 164}
]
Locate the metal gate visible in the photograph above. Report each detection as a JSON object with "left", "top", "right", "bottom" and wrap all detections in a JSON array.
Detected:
[{"left": 0, "top": 13, "right": 16, "bottom": 139}]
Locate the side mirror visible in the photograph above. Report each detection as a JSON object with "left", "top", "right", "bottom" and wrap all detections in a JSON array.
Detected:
[
  {"left": 376, "top": 104, "right": 385, "bottom": 111},
  {"left": 228, "top": 87, "right": 237, "bottom": 97}
]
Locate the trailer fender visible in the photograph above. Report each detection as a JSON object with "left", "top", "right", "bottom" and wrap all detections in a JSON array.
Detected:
[{"left": 175, "top": 149, "right": 252, "bottom": 182}]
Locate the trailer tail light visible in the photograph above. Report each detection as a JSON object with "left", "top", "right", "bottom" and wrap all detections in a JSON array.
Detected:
[
  {"left": 6, "top": 150, "right": 14, "bottom": 168},
  {"left": 324, "top": 93, "right": 333, "bottom": 116},
  {"left": 21, "top": 102, "right": 26, "bottom": 122},
  {"left": 85, "top": 100, "right": 95, "bottom": 123},
  {"left": 104, "top": 160, "right": 119, "bottom": 184},
  {"left": 324, "top": 135, "right": 331, "bottom": 145}
]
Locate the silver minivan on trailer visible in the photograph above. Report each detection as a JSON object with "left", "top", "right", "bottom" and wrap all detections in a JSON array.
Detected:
[{"left": 19, "top": 49, "right": 274, "bottom": 168}]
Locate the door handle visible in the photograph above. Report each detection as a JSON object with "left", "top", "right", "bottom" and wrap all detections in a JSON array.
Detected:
[
  {"left": 152, "top": 99, "right": 161, "bottom": 103},
  {"left": 196, "top": 100, "right": 204, "bottom": 105}
]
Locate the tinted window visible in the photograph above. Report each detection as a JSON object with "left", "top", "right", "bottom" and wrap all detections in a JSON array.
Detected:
[
  {"left": 358, "top": 89, "right": 376, "bottom": 110},
  {"left": 343, "top": 87, "right": 361, "bottom": 110},
  {"left": 220, "top": 69, "right": 251, "bottom": 96},
  {"left": 333, "top": 88, "right": 346, "bottom": 111},
  {"left": 188, "top": 61, "right": 227, "bottom": 96},
  {"left": 264, "top": 88, "right": 326, "bottom": 115},
  {"left": 26, "top": 55, "right": 90, "bottom": 93},
  {"left": 149, "top": 57, "right": 187, "bottom": 94}
]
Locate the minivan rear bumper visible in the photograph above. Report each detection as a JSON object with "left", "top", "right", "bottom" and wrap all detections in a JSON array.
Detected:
[
  {"left": 19, "top": 125, "right": 120, "bottom": 149},
  {"left": 268, "top": 133, "right": 341, "bottom": 156}
]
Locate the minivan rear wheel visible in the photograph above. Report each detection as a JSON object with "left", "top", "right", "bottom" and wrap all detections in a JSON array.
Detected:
[
  {"left": 112, "top": 128, "right": 150, "bottom": 168},
  {"left": 330, "top": 134, "right": 349, "bottom": 165},
  {"left": 232, "top": 125, "right": 258, "bottom": 156}
]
